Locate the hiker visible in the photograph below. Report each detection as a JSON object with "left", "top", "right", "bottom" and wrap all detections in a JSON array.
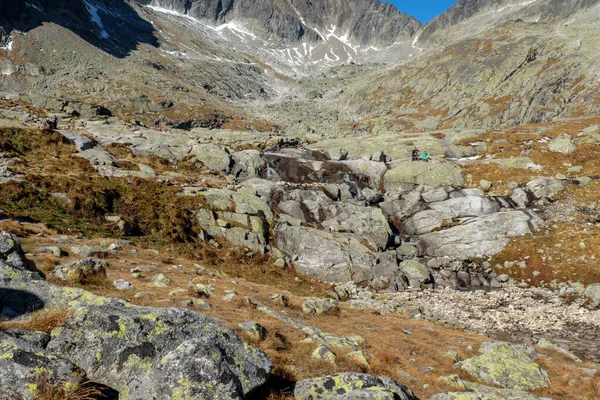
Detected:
[
  {"left": 411, "top": 148, "right": 420, "bottom": 161},
  {"left": 153, "top": 119, "right": 159, "bottom": 126},
  {"left": 51, "top": 116, "right": 57, "bottom": 129},
  {"left": 420, "top": 152, "right": 430, "bottom": 162},
  {"left": 44, "top": 117, "right": 52, "bottom": 129},
  {"left": 157, "top": 124, "right": 163, "bottom": 132}
]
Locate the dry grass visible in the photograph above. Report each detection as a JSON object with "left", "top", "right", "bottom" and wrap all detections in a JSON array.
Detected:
[
  {"left": 0, "top": 309, "right": 71, "bottom": 334},
  {"left": 31, "top": 371, "right": 104, "bottom": 400}
]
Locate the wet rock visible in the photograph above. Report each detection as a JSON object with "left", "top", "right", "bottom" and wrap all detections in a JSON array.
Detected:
[
  {"left": 294, "top": 372, "right": 418, "bottom": 400},
  {"left": 46, "top": 304, "right": 271, "bottom": 399}
]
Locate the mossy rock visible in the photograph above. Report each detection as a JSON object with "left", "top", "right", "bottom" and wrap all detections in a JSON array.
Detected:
[
  {"left": 457, "top": 342, "right": 549, "bottom": 391},
  {"left": 294, "top": 372, "right": 418, "bottom": 400},
  {"left": 46, "top": 304, "right": 271, "bottom": 399}
]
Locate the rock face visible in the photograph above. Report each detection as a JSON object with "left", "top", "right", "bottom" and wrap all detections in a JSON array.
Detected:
[
  {"left": 46, "top": 304, "right": 271, "bottom": 399},
  {"left": 418, "top": 211, "right": 534, "bottom": 259},
  {"left": 293, "top": 372, "right": 418, "bottom": 400},
  {"left": 150, "top": 0, "right": 421, "bottom": 45},
  {"left": 458, "top": 342, "right": 550, "bottom": 391},
  {"left": 274, "top": 223, "right": 375, "bottom": 282}
]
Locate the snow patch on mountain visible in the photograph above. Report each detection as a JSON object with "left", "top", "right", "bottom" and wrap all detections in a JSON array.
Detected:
[{"left": 83, "top": 1, "right": 110, "bottom": 39}]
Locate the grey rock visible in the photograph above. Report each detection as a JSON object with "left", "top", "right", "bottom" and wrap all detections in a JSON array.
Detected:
[
  {"left": 33, "top": 246, "right": 64, "bottom": 257},
  {"left": 294, "top": 372, "right": 418, "bottom": 400},
  {"left": 526, "top": 178, "right": 565, "bottom": 200},
  {"left": 384, "top": 160, "right": 464, "bottom": 191},
  {"left": 399, "top": 259, "right": 429, "bottom": 288},
  {"left": 548, "top": 134, "right": 576, "bottom": 154},
  {"left": 231, "top": 150, "right": 266, "bottom": 181},
  {"left": 0, "top": 332, "right": 97, "bottom": 400},
  {"left": 419, "top": 211, "right": 533, "bottom": 260},
  {"left": 274, "top": 224, "right": 375, "bottom": 283},
  {"left": 458, "top": 342, "right": 549, "bottom": 391},
  {"left": 52, "top": 258, "right": 107, "bottom": 281},
  {"left": 238, "top": 322, "right": 267, "bottom": 340},
  {"left": 396, "top": 243, "right": 419, "bottom": 260},
  {"left": 113, "top": 279, "right": 133, "bottom": 290},
  {"left": 57, "top": 130, "right": 95, "bottom": 151},
  {"left": 46, "top": 304, "right": 271, "bottom": 399},
  {"left": 302, "top": 298, "right": 340, "bottom": 315},
  {"left": 69, "top": 245, "right": 108, "bottom": 258},
  {"left": 584, "top": 283, "right": 600, "bottom": 303},
  {"left": 149, "top": 273, "right": 171, "bottom": 288}
]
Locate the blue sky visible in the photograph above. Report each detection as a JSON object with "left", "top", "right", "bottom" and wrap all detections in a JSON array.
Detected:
[{"left": 389, "top": 0, "right": 458, "bottom": 23}]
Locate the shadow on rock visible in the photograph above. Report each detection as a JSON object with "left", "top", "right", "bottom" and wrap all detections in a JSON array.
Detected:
[
  {"left": 0, "top": 0, "right": 158, "bottom": 58},
  {"left": 0, "top": 288, "right": 45, "bottom": 320}
]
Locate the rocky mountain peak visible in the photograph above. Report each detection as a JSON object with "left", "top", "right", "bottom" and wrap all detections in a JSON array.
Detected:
[{"left": 147, "top": 0, "right": 421, "bottom": 46}]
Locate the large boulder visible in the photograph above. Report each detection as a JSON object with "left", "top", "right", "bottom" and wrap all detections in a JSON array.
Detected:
[
  {"left": 457, "top": 342, "right": 549, "bottom": 391},
  {"left": 384, "top": 160, "right": 464, "bottom": 191},
  {"left": 399, "top": 259, "right": 429, "bottom": 288},
  {"left": 405, "top": 196, "right": 502, "bottom": 235},
  {"left": 46, "top": 304, "right": 271, "bottom": 399},
  {"left": 548, "top": 134, "right": 576, "bottom": 154},
  {"left": 419, "top": 211, "right": 533, "bottom": 259},
  {"left": 0, "top": 332, "right": 99, "bottom": 400},
  {"left": 339, "top": 159, "right": 389, "bottom": 190},
  {"left": 274, "top": 224, "right": 375, "bottom": 283},
  {"left": 231, "top": 150, "right": 265, "bottom": 181},
  {"left": 320, "top": 203, "right": 392, "bottom": 251},
  {"left": 294, "top": 372, "right": 418, "bottom": 400}
]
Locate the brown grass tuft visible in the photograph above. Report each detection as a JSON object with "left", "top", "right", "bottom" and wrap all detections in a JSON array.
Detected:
[
  {"left": 0, "top": 309, "right": 71, "bottom": 334},
  {"left": 32, "top": 370, "right": 104, "bottom": 400}
]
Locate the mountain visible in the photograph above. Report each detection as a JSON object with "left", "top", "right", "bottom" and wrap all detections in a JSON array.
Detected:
[{"left": 147, "top": 0, "right": 421, "bottom": 46}]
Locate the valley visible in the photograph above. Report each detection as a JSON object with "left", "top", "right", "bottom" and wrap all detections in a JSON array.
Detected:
[{"left": 1, "top": 0, "right": 600, "bottom": 399}]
